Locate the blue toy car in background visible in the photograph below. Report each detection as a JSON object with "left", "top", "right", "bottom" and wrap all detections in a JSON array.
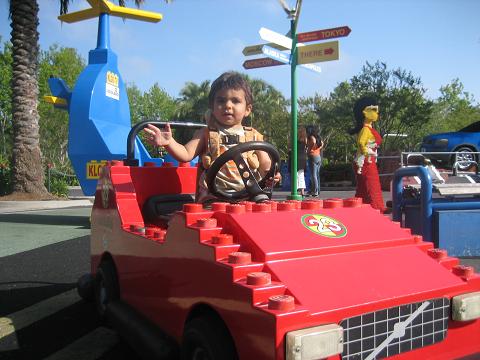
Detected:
[{"left": 420, "top": 121, "right": 480, "bottom": 170}]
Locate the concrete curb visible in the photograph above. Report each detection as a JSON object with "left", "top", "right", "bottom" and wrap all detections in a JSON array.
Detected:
[{"left": 0, "top": 199, "right": 93, "bottom": 214}]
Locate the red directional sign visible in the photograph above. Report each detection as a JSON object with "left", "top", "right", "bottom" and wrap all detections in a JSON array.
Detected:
[
  {"left": 243, "top": 57, "right": 285, "bottom": 70},
  {"left": 297, "top": 26, "right": 351, "bottom": 43}
]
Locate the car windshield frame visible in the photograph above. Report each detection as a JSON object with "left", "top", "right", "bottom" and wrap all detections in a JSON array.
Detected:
[{"left": 459, "top": 121, "right": 480, "bottom": 133}]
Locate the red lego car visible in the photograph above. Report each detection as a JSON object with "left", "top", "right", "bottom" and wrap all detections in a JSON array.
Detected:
[{"left": 85, "top": 122, "right": 480, "bottom": 360}]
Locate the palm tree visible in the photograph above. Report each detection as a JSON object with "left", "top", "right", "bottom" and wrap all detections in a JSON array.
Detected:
[
  {"left": 173, "top": 80, "right": 210, "bottom": 144},
  {"left": 8, "top": 0, "right": 47, "bottom": 197},
  {"left": 176, "top": 80, "right": 211, "bottom": 121}
]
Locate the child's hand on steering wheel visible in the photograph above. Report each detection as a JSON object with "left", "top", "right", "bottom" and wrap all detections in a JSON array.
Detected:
[{"left": 265, "top": 171, "right": 282, "bottom": 188}]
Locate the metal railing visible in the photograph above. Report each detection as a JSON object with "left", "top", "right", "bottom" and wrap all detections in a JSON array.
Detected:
[
  {"left": 46, "top": 166, "right": 76, "bottom": 192},
  {"left": 376, "top": 151, "right": 480, "bottom": 179},
  {"left": 400, "top": 151, "right": 480, "bottom": 167}
]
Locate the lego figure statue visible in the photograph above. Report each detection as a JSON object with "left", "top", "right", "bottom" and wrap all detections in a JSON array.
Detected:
[{"left": 349, "top": 96, "right": 386, "bottom": 212}]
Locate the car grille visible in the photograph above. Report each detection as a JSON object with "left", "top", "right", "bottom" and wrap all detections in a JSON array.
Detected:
[{"left": 340, "top": 298, "right": 449, "bottom": 360}]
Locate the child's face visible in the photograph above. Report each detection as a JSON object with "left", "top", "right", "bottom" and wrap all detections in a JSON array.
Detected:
[{"left": 212, "top": 88, "right": 252, "bottom": 127}]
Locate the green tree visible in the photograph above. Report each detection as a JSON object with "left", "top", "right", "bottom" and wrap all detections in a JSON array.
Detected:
[
  {"left": 129, "top": 82, "right": 176, "bottom": 125},
  {"left": 128, "top": 83, "right": 177, "bottom": 149},
  {"left": 175, "top": 80, "right": 211, "bottom": 122},
  {"left": 248, "top": 77, "right": 290, "bottom": 158},
  {"left": 349, "top": 61, "right": 433, "bottom": 150},
  {"left": 422, "top": 79, "right": 480, "bottom": 137},
  {"left": 299, "top": 81, "right": 357, "bottom": 163},
  {"left": 0, "top": 40, "right": 12, "bottom": 163},
  {"left": 127, "top": 83, "right": 144, "bottom": 124},
  {"left": 173, "top": 80, "right": 210, "bottom": 145},
  {"left": 140, "top": 83, "right": 176, "bottom": 122},
  {"left": 38, "top": 45, "right": 85, "bottom": 171},
  {"left": 301, "top": 61, "right": 433, "bottom": 162}
]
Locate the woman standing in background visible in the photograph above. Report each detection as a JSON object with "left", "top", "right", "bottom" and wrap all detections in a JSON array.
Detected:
[{"left": 306, "top": 125, "right": 323, "bottom": 197}]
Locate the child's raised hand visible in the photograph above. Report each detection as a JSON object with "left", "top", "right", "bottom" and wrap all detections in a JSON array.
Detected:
[{"left": 143, "top": 123, "right": 172, "bottom": 147}]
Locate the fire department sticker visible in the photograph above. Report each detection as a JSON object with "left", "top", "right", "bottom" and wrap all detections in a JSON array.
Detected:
[{"left": 301, "top": 214, "right": 347, "bottom": 238}]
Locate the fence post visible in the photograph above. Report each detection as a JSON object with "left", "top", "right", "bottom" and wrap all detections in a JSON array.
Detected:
[{"left": 47, "top": 163, "right": 52, "bottom": 193}]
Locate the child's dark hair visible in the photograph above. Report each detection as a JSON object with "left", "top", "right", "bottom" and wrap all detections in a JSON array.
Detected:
[
  {"left": 349, "top": 96, "right": 378, "bottom": 135},
  {"left": 208, "top": 72, "right": 253, "bottom": 108}
]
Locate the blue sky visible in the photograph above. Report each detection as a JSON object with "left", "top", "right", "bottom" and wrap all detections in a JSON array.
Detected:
[{"left": 1, "top": 0, "right": 479, "bottom": 103}]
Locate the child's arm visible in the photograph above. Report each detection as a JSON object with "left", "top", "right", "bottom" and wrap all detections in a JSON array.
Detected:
[
  {"left": 256, "top": 150, "right": 272, "bottom": 175},
  {"left": 319, "top": 139, "right": 324, "bottom": 150},
  {"left": 143, "top": 123, "right": 205, "bottom": 162},
  {"left": 256, "top": 150, "right": 282, "bottom": 187}
]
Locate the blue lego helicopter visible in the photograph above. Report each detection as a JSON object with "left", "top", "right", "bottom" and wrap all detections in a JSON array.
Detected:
[{"left": 45, "top": 0, "right": 183, "bottom": 195}]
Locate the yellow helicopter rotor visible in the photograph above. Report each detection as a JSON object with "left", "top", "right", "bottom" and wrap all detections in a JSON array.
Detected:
[{"left": 58, "top": 0, "right": 162, "bottom": 23}]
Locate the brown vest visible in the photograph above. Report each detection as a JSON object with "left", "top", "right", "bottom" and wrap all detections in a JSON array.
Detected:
[{"left": 201, "top": 125, "right": 261, "bottom": 167}]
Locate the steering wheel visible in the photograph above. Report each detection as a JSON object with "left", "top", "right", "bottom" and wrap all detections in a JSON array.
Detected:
[{"left": 205, "top": 141, "right": 280, "bottom": 203}]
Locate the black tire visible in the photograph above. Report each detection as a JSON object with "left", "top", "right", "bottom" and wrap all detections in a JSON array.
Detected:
[
  {"left": 181, "top": 316, "right": 238, "bottom": 360},
  {"left": 453, "top": 146, "right": 477, "bottom": 171},
  {"left": 94, "top": 260, "right": 119, "bottom": 320},
  {"left": 77, "top": 273, "right": 94, "bottom": 301}
]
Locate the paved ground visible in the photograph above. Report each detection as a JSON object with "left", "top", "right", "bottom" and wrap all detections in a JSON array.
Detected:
[{"left": 0, "top": 206, "right": 139, "bottom": 360}]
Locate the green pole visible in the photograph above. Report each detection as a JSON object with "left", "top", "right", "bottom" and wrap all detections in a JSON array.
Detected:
[{"left": 288, "top": 17, "right": 302, "bottom": 200}]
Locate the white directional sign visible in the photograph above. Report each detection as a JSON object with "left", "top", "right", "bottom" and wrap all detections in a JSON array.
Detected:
[
  {"left": 261, "top": 45, "right": 290, "bottom": 64},
  {"left": 243, "top": 43, "right": 288, "bottom": 56},
  {"left": 300, "top": 63, "right": 322, "bottom": 74},
  {"left": 259, "top": 27, "right": 305, "bottom": 50},
  {"left": 261, "top": 45, "right": 321, "bottom": 74}
]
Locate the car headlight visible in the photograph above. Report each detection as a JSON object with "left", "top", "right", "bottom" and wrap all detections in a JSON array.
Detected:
[
  {"left": 434, "top": 138, "right": 449, "bottom": 147},
  {"left": 452, "top": 291, "right": 480, "bottom": 321},
  {"left": 286, "top": 324, "right": 343, "bottom": 360}
]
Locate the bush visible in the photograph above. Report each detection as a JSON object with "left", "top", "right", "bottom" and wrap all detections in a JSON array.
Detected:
[
  {"left": 46, "top": 175, "right": 69, "bottom": 197},
  {"left": 0, "top": 159, "right": 73, "bottom": 197},
  {"left": 321, "top": 162, "right": 354, "bottom": 182}
]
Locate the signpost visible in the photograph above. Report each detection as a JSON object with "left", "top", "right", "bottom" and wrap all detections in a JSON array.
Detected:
[
  {"left": 297, "top": 26, "right": 351, "bottom": 43},
  {"left": 260, "top": 45, "right": 322, "bottom": 74},
  {"left": 259, "top": 27, "right": 303, "bottom": 50},
  {"left": 243, "top": 43, "right": 288, "bottom": 57},
  {"left": 301, "top": 63, "right": 322, "bottom": 73},
  {"left": 261, "top": 45, "right": 290, "bottom": 64},
  {"left": 297, "top": 41, "right": 339, "bottom": 64},
  {"left": 241, "top": 1, "right": 350, "bottom": 199},
  {"left": 242, "top": 57, "right": 284, "bottom": 69}
]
